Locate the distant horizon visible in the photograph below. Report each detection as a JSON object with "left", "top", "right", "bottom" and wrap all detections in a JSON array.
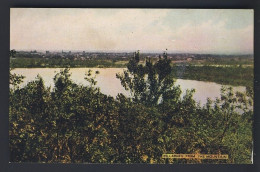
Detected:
[{"left": 12, "top": 49, "right": 254, "bottom": 56}]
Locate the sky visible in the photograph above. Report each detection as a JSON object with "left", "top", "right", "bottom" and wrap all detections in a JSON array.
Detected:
[{"left": 10, "top": 8, "right": 253, "bottom": 54}]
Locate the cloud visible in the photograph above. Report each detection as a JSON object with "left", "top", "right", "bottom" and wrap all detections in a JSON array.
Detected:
[
  {"left": 170, "top": 20, "right": 253, "bottom": 54},
  {"left": 10, "top": 9, "right": 253, "bottom": 54}
]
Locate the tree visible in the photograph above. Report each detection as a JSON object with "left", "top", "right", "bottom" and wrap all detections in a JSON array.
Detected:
[
  {"left": 116, "top": 51, "right": 181, "bottom": 106},
  {"left": 10, "top": 49, "right": 16, "bottom": 58}
]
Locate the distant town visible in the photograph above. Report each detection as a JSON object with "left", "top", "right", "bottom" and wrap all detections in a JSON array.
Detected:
[{"left": 11, "top": 50, "right": 253, "bottom": 62}]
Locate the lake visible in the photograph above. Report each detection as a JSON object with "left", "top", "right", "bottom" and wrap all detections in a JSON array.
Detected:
[{"left": 11, "top": 68, "right": 246, "bottom": 105}]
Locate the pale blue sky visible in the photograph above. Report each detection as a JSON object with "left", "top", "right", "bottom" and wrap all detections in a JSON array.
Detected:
[{"left": 10, "top": 9, "right": 253, "bottom": 54}]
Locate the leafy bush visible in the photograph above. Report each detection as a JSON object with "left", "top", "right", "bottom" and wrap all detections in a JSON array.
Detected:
[{"left": 9, "top": 52, "right": 253, "bottom": 163}]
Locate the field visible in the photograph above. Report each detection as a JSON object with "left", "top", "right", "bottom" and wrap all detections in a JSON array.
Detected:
[
  {"left": 171, "top": 65, "right": 253, "bottom": 87},
  {"left": 10, "top": 57, "right": 127, "bottom": 68}
]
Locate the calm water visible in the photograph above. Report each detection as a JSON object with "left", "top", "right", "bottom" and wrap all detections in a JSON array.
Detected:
[{"left": 11, "top": 68, "right": 246, "bottom": 105}]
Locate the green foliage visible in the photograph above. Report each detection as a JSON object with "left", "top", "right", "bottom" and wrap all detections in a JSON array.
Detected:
[
  {"left": 10, "top": 58, "right": 126, "bottom": 68},
  {"left": 116, "top": 51, "right": 179, "bottom": 106},
  {"left": 172, "top": 65, "right": 253, "bottom": 87},
  {"left": 9, "top": 71, "right": 25, "bottom": 90},
  {"left": 10, "top": 49, "right": 16, "bottom": 58},
  {"left": 9, "top": 52, "right": 253, "bottom": 164}
]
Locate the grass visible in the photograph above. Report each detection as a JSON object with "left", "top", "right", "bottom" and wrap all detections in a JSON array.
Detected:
[
  {"left": 10, "top": 58, "right": 127, "bottom": 68},
  {"left": 172, "top": 65, "right": 253, "bottom": 87}
]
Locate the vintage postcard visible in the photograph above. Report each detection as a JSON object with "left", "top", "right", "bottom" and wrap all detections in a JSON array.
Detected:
[{"left": 9, "top": 8, "right": 253, "bottom": 164}]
